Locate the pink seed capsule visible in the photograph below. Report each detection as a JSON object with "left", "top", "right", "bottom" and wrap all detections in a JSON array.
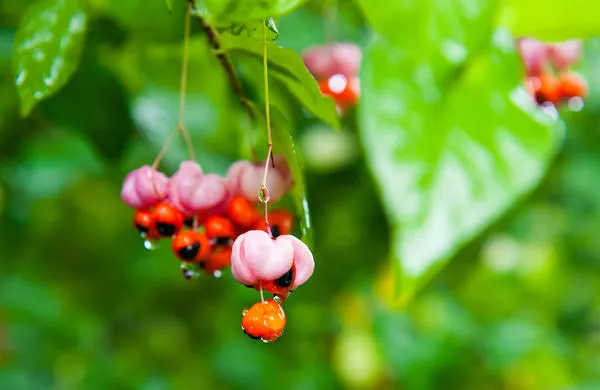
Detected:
[
  {"left": 548, "top": 39, "right": 582, "bottom": 71},
  {"left": 230, "top": 230, "right": 315, "bottom": 289},
  {"left": 168, "top": 160, "right": 229, "bottom": 216},
  {"left": 517, "top": 37, "right": 549, "bottom": 77},
  {"left": 121, "top": 165, "right": 168, "bottom": 209},
  {"left": 302, "top": 42, "right": 362, "bottom": 79}
]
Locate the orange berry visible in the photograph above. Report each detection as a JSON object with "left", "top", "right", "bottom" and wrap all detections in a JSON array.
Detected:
[
  {"left": 205, "top": 215, "right": 236, "bottom": 243},
  {"left": 152, "top": 202, "right": 184, "bottom": 237},
  {"left": 171, "top": 231, "right": 211, "bottom": 263},
  {"left": 241, "top": 299, "right": 286, "bottom": 342},
  {"left": 226, "top": 196, "right": 260, "bottom": 229},
  {"left": 202, "top": 246, "right": 232, "bottom": 274},
  {"left": 255, "top": 210, "right": 294, "bottom": 238},
  {"left": 133, "top": 209, "right": 160, "bottom": 240},
  {"left": 559, "top": 72, "right": 588, "bottom": 100},
  {"left": 535, "top": 73, "right": 561, "bottom": 106}
]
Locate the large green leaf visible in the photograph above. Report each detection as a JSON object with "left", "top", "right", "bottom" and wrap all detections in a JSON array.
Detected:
[
  {"left": 199, "top": 0, "right": 304, "bottom": 23},
  {"left": 359, "top": 29, "right": 563, "bottom": 301},
  {"left": 13, "top": 0, "right": 87, "bottom": 116},
  {"left": 498, "top": 0, "right": 600, "bottom": 40},
  {"left": 220, "top": 33, "right": 340, "bottom": 129}
]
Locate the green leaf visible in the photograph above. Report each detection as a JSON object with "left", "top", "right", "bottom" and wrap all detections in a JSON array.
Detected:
[
  {"left": 249, "top": 102, "right": 313, "bottom": 247},
  {"left": 165, "top": 0, "right": 173, "bottom": 12},
  {"left": 359, "top": 30, "right": 563, "bottom": 302},
  {"left": 498, "top": 0, "right": 600, "bottom": 40},
  {"left": 13, "top": 0, "right": 87, "bottom": 116},
  {"left": 199, "top": 0, "right": 304, "bottom": 23},
  {"left": 220, "top": 33, "right": 340, "bottom": 129}
]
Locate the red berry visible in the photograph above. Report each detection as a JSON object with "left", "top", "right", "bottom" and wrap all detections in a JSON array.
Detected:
[
  {"left": 241, "top": 300, "right": 286, "bottom": 342},
  {"left": 133, "top": 209, "right": 160, "bottom": 240},
  {"left": 559, "top": 72, "right": 588, "bottom": 100},
  {"left": 205, "top": 215, "right": 236, "bottom": 243},
  {"left": 152, "top": 202, "right": 184, "bottom": 237},
  {"left": 202, "top": 245, "right": 233, "bottom": 274},
  {"left": 226, "top": 196, "right": 260, "bottom": 229},
  {"left": 319, "top": 74, "right": 360, "bottom": 108},
  {"left": 527, "top": 74, "right": 561, "bottom": 106},
  {"left": 256, "top": 263, "right": 296, "bottom": 300},
  {"left": 255, "top": 210, "right": 294, "bottom": 238},
  {"left": 172, "top": 230, "right": 211, "bottom": 263}
]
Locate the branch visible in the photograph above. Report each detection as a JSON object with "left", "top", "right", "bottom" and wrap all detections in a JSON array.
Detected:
[{"left": 191, "top": 8, "right": 255, "bottom": 122}]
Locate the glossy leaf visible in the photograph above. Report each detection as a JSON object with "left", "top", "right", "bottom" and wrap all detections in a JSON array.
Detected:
[
  {"left": 359, "top": 31, "right": 563, "bottom": 302},
  {"left": 249, "top": 103, "right": 313, "bottom": 247},
  {"left": 13, "top": 0, "right": 87, "bottom": 116},
  {"left": 498, "top": 0, "right": 600, "bottom": 40},
  {"left": 200, "top": 0, "right": 305, "bottom": 23},
  {"left": 220, "top": 33, "right": 340, "bottom": 128}
]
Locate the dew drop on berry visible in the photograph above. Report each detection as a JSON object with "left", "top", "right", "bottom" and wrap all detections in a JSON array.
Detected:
[
  {"left": 273, "top": 296, "right": 282, "bottom": 305},
  {"left": 213, "top": 270, "right": 223, "bottom": 279},
  {"left": 261, "top": 337, "right": 277, "bottom": 344},
  {"left": 180, "top": 263, "right": 200, "bottom": 280},
  {"left": 242, "top": 309, "right": 249, "bottom": 316},
  {"left": 143, "top": 240, "right": 158, "bottom": 251}
]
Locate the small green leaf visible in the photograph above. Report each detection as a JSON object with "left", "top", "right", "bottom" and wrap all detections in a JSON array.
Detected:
[
  {"left": 13, "top": 0, "right": 87, "bottom": 116},
  {"left": 165, "top": 0, "right": 173, "bottom": 12},
  {"left": 220, "top": 33, "right": 340, "bottom": 128},
  {"left": 249, "top": 102, "right": 313, "bottom": 246},
  {"left": 200, "top": 0, "right": 304, "bottom": 23},
  {"left": 359, "top": 33, "right": 563, "bottom": 302},
  {"left": 498, "top": 0, "right": 600, "bottom": 40}
]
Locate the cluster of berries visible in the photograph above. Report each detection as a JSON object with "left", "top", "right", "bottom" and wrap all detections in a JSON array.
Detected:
[
  {"left": 121, "top": 155, "right": 315, "bottom": 342},
  {"left": 518, "top": 38, "right": 587, "bottom": 108},
  {"left": 302, "top": 42, "right": 362, "bottom": 112}
]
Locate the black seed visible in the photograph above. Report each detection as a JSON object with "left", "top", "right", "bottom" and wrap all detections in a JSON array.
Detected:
[
  {"left": 135, "top": 224, "right": 148, "bottom": 234},
  {"left": 275, "top": 267, "right": 294, "bottom": 288},
  {"left": 270, "top": 225, "right": 281, "bottom": 238},
  {"left": 184, "top": 218, "right": 194, "bottom": 228},
  {"left": 215, "top": 236, "right": 230, "bottom": 246},
  {"left": 178, "top": 242, "right": 200, "bottom": 260},
  {"left": 198, "top": 262, "right": 206, "bottom": 269},
  {"left": 243, "top": 329, "right": 261, "bottom": 340},
  {"left": 156, "top": 222, "right": 176, "bottom": 237}
]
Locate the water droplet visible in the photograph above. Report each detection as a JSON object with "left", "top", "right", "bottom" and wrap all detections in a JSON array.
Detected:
[
  {"left": 568, "top": 97, "right": 584, "bottom": 112},
  {"left": 33, "top": 91, "right": 44, "bottom": 99},
  {"left": 15, "top": 70, "right": 26, "bottom": 86},
  {"left": 213, "top": 270, "right": 222, "bottom": 278},
  {"left": 261, "top": 337, "right": 276, "bottom": 344},
  {"left": 143, "top": 240, "right": 158, "bottom": 251},
  {"left": 258, "top": 186, "right": 270, "bottom": 203},
  {"left": 273, "top": 296, "right": 282, "bottom": 305},
  {"left": 242, "top": 309, "right": 249, "bottom": 316},
  {"left": 328, "top": 74, "right": 348, "bottom": 94},
  {"left": 180, "top": 263, "right": 201, "bottom": 280},
  {"left": 33, "top": 49, "right": 45, "bottom": 62}
]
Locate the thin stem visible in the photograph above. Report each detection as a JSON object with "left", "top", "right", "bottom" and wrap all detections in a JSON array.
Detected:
[
  {"left": 260, "top": 21, "right": 274, "bottom": 237},
  {"left": 152, "top": 129, "right": 178, "bottom": 169},
  {"left": 262, "top": 21, "right": 272, "bottom": 147},
  {"left": 179, "top": 3, "right": 195, "bottom": 161},
  {"left": 324, "top": 2, "right": 338, "bottom": 43},
  {"left": 259, "top": 281, "right": 265, "bottom": 303}
]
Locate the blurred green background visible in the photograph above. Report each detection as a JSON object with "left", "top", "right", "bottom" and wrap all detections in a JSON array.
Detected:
[{"left": 1, "top": 1, "right": 600, "bottom": 389}]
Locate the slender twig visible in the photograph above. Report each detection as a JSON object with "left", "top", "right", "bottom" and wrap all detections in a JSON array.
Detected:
[
  {"left": 192, "top": 10, "right": 255, "bottom": 122},
  {"left": 178, "top": 2, "right": 195, "bottom": 161},
  {"left": 260, "top": 20, "right": 274, "bottom": 236}
]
